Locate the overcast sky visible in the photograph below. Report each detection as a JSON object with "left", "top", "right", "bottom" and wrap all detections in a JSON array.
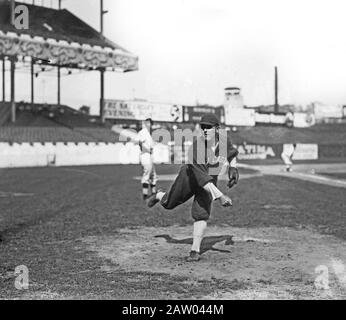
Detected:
[{"left": 12, "top": 0, "right": 346, "bottom": 114}]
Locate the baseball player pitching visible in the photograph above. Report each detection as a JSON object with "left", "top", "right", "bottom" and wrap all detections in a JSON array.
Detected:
[
  {"left": 138, "top": 118, "right": 157, "bottom": 200},
  {"left": 146, "top": 114, "right": 239, "bottom": 262}
]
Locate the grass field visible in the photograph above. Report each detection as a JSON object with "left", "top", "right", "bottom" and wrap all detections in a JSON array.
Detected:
[{"left": 1, "top": 163, "right": 346, "bottom": 299}]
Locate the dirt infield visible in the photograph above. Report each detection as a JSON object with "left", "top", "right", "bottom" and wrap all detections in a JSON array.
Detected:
[
  {"left": 1, "top": 163, "right": 346, "bottom": 299},
  {"left": 81, "top": 225, "right": 346, "bottom": 299}
]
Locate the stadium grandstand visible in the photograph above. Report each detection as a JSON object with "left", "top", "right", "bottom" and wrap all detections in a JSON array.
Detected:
[
  {"left": 0, "top": 0, "right": 136, "bottom": 143},
  {"left": 228, "top": 123, "right": 346, "bottom": 145},
  {"left": 0, "top": 0, "right": 346, "bottom": 166}
]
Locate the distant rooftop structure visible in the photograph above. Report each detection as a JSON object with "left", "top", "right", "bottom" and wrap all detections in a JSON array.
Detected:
[
  {"left": 225, "top": 87, "right": 240, "bottom": 91},
  {"left": 224, "top": 87, "right": 243, "bottom": 109}
]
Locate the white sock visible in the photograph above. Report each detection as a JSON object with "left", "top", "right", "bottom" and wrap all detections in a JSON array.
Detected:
[
  {"left": 151, "top": 184, "right": 157, "bottom": 194},
  {"left": 191, "top": 220, "right": 207, "bottom": 253},
  {"left": 156, "top": 191, "right": 165, "bottom": 201}
]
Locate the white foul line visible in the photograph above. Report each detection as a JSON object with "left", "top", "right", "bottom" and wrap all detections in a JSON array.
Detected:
[{"left": 295, "top": 172, "right": 346, "bottom": 186}]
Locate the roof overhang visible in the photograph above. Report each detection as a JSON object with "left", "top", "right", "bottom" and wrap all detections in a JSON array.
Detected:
[{"left": 0, "top": 31, "right": 138, "bottom": 72}]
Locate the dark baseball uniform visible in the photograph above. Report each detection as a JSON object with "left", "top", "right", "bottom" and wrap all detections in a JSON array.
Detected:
[{"left": 160, "top": 134, "right": 238, "bottom": 221}]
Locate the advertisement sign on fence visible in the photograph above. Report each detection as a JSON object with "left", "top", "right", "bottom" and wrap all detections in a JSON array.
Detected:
[
  {"left": 104, "top": 100, "right": 183, "bottom": 122},
  {"left": 291, "top": 144, "right": 318, "bottom": 160},
  {"left": 293, "top": 112, "right": 316, "bottom": 128},
  {"left": 313, "top": 103, "right": 343, "bottom": 119},
  {"left": 254, "top": 113, "right": 287, "bottom": 125},
  {"left": 183, "top": 106, "right": 224, "bottom": 123},
  {"left": 235, "top": 143, "right": 278, "bottom": 160},
  {"left": 224, "top": 108, "right": 256, "bottom": 126}
]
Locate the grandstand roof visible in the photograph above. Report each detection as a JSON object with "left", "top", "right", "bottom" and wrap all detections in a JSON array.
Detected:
[
  {"left": 0, "top": 1, "right": 138, "bottom": 71},
  {"left": 1, "top": 1, "right": 119, "bottom": 49}
]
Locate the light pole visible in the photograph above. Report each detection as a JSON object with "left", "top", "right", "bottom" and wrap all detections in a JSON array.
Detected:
[
  {"left": 2, "top": 58, "right": 5, "bottom": 102},
  {"left": 100, "top": 0, "right": 109, "bottom": 36},
  {"left": 274, "top": 66, "right": 279, "bottom": 113},
  {"left": 10, "top": 0, "right": 15, "bottom": 26},
  {"left": 10, "top": 57, "right": 16, "bottom": 122},
  {"left": 100, "top": 0, "right": 108, "bottom": 122}
]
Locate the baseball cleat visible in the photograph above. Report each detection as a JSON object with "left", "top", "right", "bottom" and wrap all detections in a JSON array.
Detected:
[
  {"left": 146, "top": 194, "right": 160, "bottom": 208},
  {"left": 186, "top": 250, "right": 201, "bottom": 262}
]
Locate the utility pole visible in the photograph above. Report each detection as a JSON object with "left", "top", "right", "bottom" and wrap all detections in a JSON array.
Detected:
[
  {"left": 10, "top": 0, "right": 15, "bottom": 26},
  {"left": 2, "top": 58, "right": 5, "bottom": 102},
  {"left": 57, "top": 66, "right": 61, "bottom": 106},
  {"left": 100, "top": 0, "right": 108, "bottom": 122},
  {"left": 31, "top": 58, "right": 34, "bottom": 105},
  {"left": 100, "top": 0, "right": 108, "bottom": 36},
  {"left": 101, "top": 0, "right": 104, "bottom": 35},
  {"left": 10, "top": 57, "right": 16, "bottom": 123},
  {"left": 274, "top": 66, "right": 279, "bottom": 113}
]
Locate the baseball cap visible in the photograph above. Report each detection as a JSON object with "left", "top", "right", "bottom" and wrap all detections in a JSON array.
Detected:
[{"left": 200, "top": 114, "right": 220, "bottom": 127}]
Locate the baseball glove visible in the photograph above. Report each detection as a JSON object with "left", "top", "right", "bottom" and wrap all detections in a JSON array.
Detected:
[{"left": 227, "top": 166, "right": 239, "bottom": 189}]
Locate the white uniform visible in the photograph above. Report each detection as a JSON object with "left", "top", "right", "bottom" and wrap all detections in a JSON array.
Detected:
[
  {"left": 281, "top": 144, "right": 296, "bottom": 169},
  {"left": 138, "top": 127, "right": 157, "bottom": 186}
]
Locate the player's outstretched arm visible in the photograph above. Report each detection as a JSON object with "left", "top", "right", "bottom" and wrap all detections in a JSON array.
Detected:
[{"left": 203, "top": 183, "right": 232, "bottom": 207}]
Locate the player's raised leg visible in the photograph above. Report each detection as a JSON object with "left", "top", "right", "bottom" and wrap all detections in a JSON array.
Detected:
[{"left": 147, "top": 164, "right": 195, "bottom": 208}]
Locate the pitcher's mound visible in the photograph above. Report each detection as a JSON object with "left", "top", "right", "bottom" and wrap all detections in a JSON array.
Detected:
[{"left": 81, "top": 225, "right": 346, "bottom": 299}]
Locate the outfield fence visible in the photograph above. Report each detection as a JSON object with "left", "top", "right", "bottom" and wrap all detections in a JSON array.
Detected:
[{"left": 0, "top": 142, "right": 345, "bottom": 168}]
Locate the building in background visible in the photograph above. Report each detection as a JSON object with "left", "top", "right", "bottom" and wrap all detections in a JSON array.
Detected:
[
  {"left": 312, "top": 102, "right": 345, "bottom": 123},
  {"left": 223, "top": 87, "right": 255, "bottom": 127},
  {"left": 224, "top": 87, "right": 244, "bottom": 109}
]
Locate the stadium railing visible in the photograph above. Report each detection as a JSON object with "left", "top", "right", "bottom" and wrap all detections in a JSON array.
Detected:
[{"left": 0, "top": 102, "right": 11, "bottom": 126}]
